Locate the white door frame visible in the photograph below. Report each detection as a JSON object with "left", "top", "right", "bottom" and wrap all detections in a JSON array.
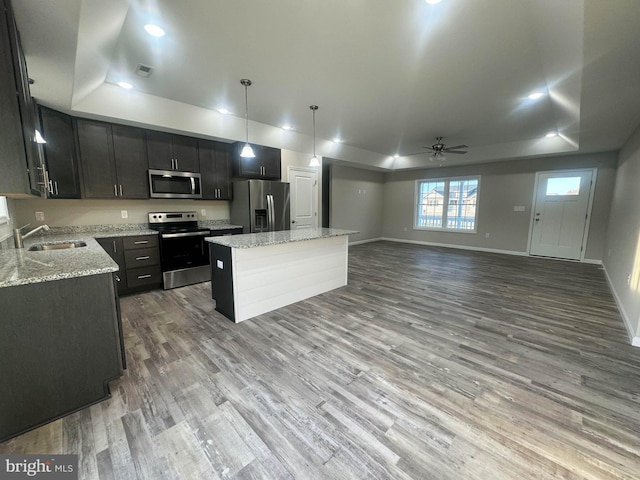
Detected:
[
  {"left": 526, "top": 168, "right": 597, "bottom": 262},
  {"left": 287, "top": 165, "right": 319, "bottom": 229}
]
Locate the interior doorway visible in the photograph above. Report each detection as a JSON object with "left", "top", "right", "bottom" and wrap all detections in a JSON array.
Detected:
[
  {"left": 287, "top": 166, "right": 318, "bottom": 229},
  {"left": 529, "top": 169, "right": 596, "bottom": 260}
]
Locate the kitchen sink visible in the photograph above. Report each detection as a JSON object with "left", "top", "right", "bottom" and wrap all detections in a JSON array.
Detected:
[{"left": 28, "top": 241, "right": 87, "bottom": 251}]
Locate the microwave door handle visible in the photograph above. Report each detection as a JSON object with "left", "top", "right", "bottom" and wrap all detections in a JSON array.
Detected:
[{"left": 190, "top": 177, "right": 196, "bottom": 195}]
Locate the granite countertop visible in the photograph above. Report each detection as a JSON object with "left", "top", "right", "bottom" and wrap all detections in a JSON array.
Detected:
[
  {"left": 205, "top": 228, "right": 359, "bottom": 249},
  {"left": 0, "top": 234, "right": 119, "bottom": 288},
  {"left": 0, "top": 227, "right": 159, "bottom": 288}
]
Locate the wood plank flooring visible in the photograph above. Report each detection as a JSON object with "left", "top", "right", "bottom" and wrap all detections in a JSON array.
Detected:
[{"left": 2, "top": 241, "right": 640, "bottom": 479}]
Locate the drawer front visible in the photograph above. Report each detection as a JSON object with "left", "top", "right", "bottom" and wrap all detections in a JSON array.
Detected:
[
  {"left": 126, "top": 266, "right": 162, "bottom": 288},
  {"left": 124, "top": 247, "right": 159, "bottom": 269},
  {"left": 123, "top": 235, "right": 158, "bottom": 250}
]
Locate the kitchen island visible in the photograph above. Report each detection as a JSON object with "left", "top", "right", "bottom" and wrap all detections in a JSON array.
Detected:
[{"left": 206, "top": 228, "right": 358, "bottom": 323}]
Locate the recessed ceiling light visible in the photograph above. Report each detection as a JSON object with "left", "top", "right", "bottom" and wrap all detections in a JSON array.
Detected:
[
  {"left": 217, "top": 108, "right": 230, "bottom": 114},
  {"left": 545, "top": 131, "right": 558, "bottom": 137},
  {"left": 144, "top": 24, "right": 165, "bottom": 37},
  {"left": 425, "top": 0, "right": 442, "bottom": 4},
  {"left": 528, "top": 91, "right": 545, "bottom": 100},
  {"left": 281, "top": 125, "right": 293, "bottom": 130},
  {"left": 393, "top": 154, "right": 400, "bottom": 159},
  {"left": 117, "top": 81, "right": 133, "bottom": 90},
  {"left": 333, "top": 137, "right": 342, "bottom": 143}
]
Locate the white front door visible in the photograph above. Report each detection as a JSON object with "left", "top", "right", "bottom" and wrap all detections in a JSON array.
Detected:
[
  {"left": 288, "top": 166, "right": 318, "bottom": 229},
  {"left": 529, "top": 169, "right": 594, "bottom": 260}
]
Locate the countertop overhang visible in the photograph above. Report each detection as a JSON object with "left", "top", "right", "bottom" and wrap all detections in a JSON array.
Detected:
[{"left": 205, "top": 228, "right": 359, "bottom": 249}]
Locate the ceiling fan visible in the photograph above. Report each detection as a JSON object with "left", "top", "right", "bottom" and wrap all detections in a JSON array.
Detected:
[{"left": 408, "top": 137, "right": 469, "bottom": 161}]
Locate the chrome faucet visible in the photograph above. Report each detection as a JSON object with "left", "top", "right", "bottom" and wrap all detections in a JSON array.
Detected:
[{"left": 13, "top": 224, "right": 50, "bottom": 248}]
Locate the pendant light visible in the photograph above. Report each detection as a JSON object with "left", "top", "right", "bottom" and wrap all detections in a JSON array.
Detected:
[
  {"left": 240, "top": 79, "right": 255, "bottom": 158},
  {"left": 309, "top": 105, "right": 320, "bottom": 167}
]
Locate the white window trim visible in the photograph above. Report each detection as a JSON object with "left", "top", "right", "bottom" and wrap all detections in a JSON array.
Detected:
[
  {"left": 0, "top": 197, "right": 9, "bottom": 225},
  {"left": 413, "top": 175, "right": 481, "bottom": 233}
]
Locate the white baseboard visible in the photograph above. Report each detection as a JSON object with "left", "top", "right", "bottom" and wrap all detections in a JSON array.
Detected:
[
  {"left": 379, "top": 237, "right": 528, "bottom": 257},
  {"left": 601, "top": 265, "right": 640, "bottom": 347},
  {"left": 582, "top": 258, "right": 603, "bottom": 265},
  {"left": 349, "top": 237, "right": 383, "bottom": 246}
]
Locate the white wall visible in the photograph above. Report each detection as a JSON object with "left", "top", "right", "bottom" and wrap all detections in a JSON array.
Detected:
[
  {"left": 381, "top": 152, "right": 617, "bottom": 260},
  {"left": 603, "top": 124, "right": 640, "bottom": 346},
  {"left": 330, "top": 164, "right": 385, "bottom": 243}
]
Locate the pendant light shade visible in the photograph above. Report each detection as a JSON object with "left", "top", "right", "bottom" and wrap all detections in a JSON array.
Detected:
[
  {"left": 240, "top": 79, "right": 255, "bottom": 158},
  {"left": 309, "top": 105, "right": 320, "bottom": 167}
]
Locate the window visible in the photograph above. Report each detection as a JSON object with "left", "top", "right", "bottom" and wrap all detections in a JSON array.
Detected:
[
  {"left": 415, "top": 176, "right": 479, "bottom": 232},
  {"left": 546, "top": 177, "right": 580, "bottom": 196},
  {"left": 0, "top": 196, "right": 8, "bottom": 225}
]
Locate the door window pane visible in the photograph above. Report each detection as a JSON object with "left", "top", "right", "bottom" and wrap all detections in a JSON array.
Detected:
[{"left": 546, "top": 177, "right": 580, "bottom": 196}]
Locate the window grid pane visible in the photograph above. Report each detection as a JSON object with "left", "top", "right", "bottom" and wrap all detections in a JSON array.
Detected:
[{"left": 417, "top": 181, "right": 445, "bottom": 228}]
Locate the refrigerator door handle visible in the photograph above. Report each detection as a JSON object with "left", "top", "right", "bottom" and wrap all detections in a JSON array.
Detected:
[{"left": 266, "top": 194, "right": 275, "bottom": 231}]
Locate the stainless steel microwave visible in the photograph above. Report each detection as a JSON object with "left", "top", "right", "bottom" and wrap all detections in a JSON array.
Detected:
[{"left": 148, "top": 169, "right": 202, "bottom": 199}]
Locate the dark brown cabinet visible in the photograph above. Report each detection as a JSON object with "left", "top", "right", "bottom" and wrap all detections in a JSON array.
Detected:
[
  {"left": 0, "top": 0, "right": 43, "bottom": 196},
  {"left": 233, "top": 142, "right": 281, "bottom": 180},
  {"left": 111, "top": 124, "right": 148, "bottom": 198},
  {"left": 97, "top": 235, "right": 161, "bottom": 295},
  {"left": 198, "top": 139, "right": 233, "bottom": 200},
  {"left": 38, "top": 106, "right": 81, "bottom": 198},
  {"left": 146, "top": 130, "right": 199, "bottom": 172},
  {"left": 77, "top": 119, "right": 148, "bottom": 199}
]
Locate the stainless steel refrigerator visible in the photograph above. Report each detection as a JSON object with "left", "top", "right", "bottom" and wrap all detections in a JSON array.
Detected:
[{"left": 230, "top": 180, "right": 290, "bottom": 233}]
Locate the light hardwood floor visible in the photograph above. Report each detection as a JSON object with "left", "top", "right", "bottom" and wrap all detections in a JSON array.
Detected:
[{"left": 2, "top": 241, "right": 640, "bottom": 479}]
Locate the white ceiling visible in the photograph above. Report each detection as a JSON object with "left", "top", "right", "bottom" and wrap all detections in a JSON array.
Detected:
[{"left": 11, "top": 0, "right": 640, "bottom": 170}]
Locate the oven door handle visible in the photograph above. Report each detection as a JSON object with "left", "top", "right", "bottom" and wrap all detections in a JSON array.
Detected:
[{"left": 161, "top": 231, "right": 210, "bottom": 239}]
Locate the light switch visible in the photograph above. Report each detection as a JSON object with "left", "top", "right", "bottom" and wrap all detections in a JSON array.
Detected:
[
  {"left": 35, "top": 211, "right": 45, "bottom": 221},
  {"left": 121, "top": 210, "right": 128, "bottom": 219},
  {"left": 216, "top": 260, "right": 224, "bottom": 269},
  {"left": 201, "top": 209, "right": 207, "bottom": 216}
]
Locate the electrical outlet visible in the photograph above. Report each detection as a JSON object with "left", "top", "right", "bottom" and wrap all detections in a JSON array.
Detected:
[
  {"left": 121, "top": 210, "right": 128, "bottom": 219},
  {"left": 513, "top": 206, "right": 525, "bottom": 212},
  {"left": 200, "top": 209, "right": 207, "bottom": 217},
  {"left": 403, "top": 227, "right": 408, "bottom": 232},
  {"left": 608, "top": 249, "right": 612, "bottom": 257},
  {"left": 485, "top": 233, "right": 490, "bottom": 238},
  {"left": 35, "top": 211, "right": 45, "bottom": 221},
  {"left": 627, "top": 274, "right": 632, "bottom": 286}
]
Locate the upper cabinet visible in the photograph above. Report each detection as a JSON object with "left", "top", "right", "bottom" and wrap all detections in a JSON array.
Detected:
[
  {"left": 198, "top": 139, "right": 233, "bottom": 200},
  {"left": 38, "top": 106, "right": 81, "bottom": 198},
  {"left": 146, "top": 130, "right": 199, "bottom": 172},
  {"left": 0, "top": 0, "right": 43, "bottom": 196},
  {"left": 76, "top": 119, "right": 148, "bottom": 199},
  {"left": 233, "top": 142, "right": 281, "bottom": 180}
]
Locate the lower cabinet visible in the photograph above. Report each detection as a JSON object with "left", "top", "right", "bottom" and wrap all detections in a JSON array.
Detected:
[
  {"left": 0, "top": 273, "right": 123, "bottom": 441},
  {"left": 97, "top": 234, "right": 161, "bottom": 295}
]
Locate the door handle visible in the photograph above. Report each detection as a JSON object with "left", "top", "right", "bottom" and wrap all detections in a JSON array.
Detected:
[
  {"left": 135, "top": 256, "right": 150, "bottom": 261},
  {"left": 137, "top": 274, "right": 152, "bottom": 279}
]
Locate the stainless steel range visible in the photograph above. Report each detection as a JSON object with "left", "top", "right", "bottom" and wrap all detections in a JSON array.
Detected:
[{"left": 148, "top": 211, "right": 211, "bottom": 289}]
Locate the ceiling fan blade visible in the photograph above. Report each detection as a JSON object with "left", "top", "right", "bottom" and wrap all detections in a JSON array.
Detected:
[
  {"left": 445, "top": 150, "right": 468, "bottom": 154},
  {"left": 403, "top": 151, "right": 430, "bottom": 157},
  {"left": 444, "top": 144, "right": 468, "bottom": 151}
]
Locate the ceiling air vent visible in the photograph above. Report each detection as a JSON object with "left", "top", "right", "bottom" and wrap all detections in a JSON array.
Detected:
[{"left": 135, "top": 64, "right": 153, "bottom": 77}]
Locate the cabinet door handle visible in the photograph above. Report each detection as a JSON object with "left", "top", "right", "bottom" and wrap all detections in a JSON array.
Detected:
[
  {"left": 113, "top": 240, "right": 117, "bottom": 252},
  {"left": 175, "top": 159, "right": 179, "bottom": 170},
  {"left": 54, "top": 181, "right": 59, "bottom": 196},
  {"left": 134, "top": 240, "right": 149, "bottom": 245},
  {"left": 48, "top": 179, "right": 54, "bottom": 195},
  {"left": 119, "top": 185, "right": 123, "bottom": 197},
  {"left": 135, "top": 255, "right": 150, "bottom": 260},
  {"left": 115, "top": 274, "right": 121, "bottom": 282},
  {"left": 137, "top": 274, "right": 152, "bottom": 279},
  {"left": 114, "top": 184, "right": 118, "bottom": 197}
]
